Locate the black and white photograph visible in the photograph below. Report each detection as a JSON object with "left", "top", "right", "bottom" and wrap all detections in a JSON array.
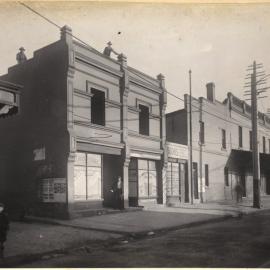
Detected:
[{"left": 0, "top": 0, "right": 270, "bottom": 267}]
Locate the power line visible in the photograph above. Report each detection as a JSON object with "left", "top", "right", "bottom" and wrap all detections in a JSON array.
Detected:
[
  {"left": 128, "top": 68, "right": 261, "bottom": 131},
  {"left": 18, "top": 1, "right": 101, "bottom": 55},
  {"left": 18, "top": 1, "right": 270, "bottom": 133}
]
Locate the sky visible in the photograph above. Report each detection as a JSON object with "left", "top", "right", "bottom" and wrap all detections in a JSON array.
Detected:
[{"left": 0, "top": 1, "right": 270, "bottom": 113}]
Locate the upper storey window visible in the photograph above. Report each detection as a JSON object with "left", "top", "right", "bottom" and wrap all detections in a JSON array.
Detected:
[
  {"left": 238, "top": 126, "right": 243, "bottom": 148},
  {"left": 199, "top": 121, "right": 205, "bottom": 144},
  {"left": 91, "top": 89, "right": 105, "bottom": 126},
  {"left": 139, "top": 104, "right": 149, "bottom": 136},
  {"left": 221, "top": 129, "right": 226, "bottom": 149}
]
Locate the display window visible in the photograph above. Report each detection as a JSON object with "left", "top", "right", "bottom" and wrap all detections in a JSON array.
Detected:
[{"left": 74, "top": 152, "right": 102, "bottom": 200}]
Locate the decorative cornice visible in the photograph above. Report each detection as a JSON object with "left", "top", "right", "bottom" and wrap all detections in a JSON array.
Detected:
[
  {"left": 74, "top": 67, "right": 119, "bottom": 88},
  {"left": 130, "top": 146, "right": 163, "bottom": 155},
  {"left": 75, "top": 53, "right": 122, "bottom": 78},
  {"left": 74, "top": 121, "right": 122, "bottom": 134},
  {"left": 128, "top": 106, "right": 140, "bottom": 113},
  {"left": 129, "top": 88, "right": 159, "bottom": 103},
  {"left": 76, "top": 136, "right": 124, "bottom": 149},
  {"left": 74, "top": 88, "right": 93, "bottom": 98},
  {"left": 150, "top": 113, "right": 161, "bottom": 119},
  {"left": 129, "top": 77, "right": 162, "bottom": 95},
  {"left": 74, "top": 40, "right": 120, "bottom": 65},
  {"left": 105, "top": 98, "right": 121, "bottom": 108},
  {"left": 129, "top": 131, "right": 161, "bottom": 142}
]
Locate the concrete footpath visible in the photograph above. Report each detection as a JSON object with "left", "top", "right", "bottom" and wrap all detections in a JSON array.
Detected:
[{"left": 2, "top": 198, "right": 270, "bottom": 267}]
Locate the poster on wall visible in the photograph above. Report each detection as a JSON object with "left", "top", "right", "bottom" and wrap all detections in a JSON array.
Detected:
[{"left": 39, "top": 178, "right": 67, "bottom": 202}]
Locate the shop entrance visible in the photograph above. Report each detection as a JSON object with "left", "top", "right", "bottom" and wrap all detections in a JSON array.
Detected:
[
  {"left": 240, "top": 174, "right": 246, "bottom": 197},
  {"left": 266, "top": 176, "right": 270, "bottom": 195}
]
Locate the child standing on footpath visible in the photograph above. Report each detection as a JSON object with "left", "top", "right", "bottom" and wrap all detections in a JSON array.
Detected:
[{"left": 0, "top": 203, "right": 9, "bottom": 259}]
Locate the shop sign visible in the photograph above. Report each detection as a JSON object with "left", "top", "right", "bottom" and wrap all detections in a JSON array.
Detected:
[
  {"left": 39, "top": 178, "right": 67, "bottom": 202},
  {"left": 167, "top": 143, "right": 188, "bottom": 160},
  {"left": 0, "top": 90, "right": 15, "bottom": 104},
  {"left": 33, "top": 147, "right": 46, "bottom": 161}
]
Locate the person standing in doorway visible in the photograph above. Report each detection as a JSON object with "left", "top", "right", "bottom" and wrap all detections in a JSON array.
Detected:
[
  {"left": 235, "top": 182, "right": 243, "bottom": 203},
  {"left": 113, "top": 176, "right": 124, "bottom": 210},
  {"left": 0, "top": 204, "right": 9, "bottom": 260}
]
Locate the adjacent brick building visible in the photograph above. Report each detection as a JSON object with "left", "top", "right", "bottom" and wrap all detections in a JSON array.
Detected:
[
  {"left": 166, "top": 83, "right": 270, "bottom": 203},
  {"left": 0, "top": 26, "right": 167, "bottom": 218}
]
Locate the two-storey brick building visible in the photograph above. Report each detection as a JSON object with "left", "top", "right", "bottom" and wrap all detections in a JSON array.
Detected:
[
  {"left": 166, "top": 82, "right": 270, "bottom": 203},
  {"left": 0, "top": 26, "right": 167, "bottom": 218}
]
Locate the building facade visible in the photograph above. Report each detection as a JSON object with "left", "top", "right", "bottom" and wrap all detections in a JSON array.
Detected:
[
  {"left": 166, "top": 82, "right": 270, "bottom": 203},
  {"left": 0, "top": 26, "right": 167, "bottom": 218}
]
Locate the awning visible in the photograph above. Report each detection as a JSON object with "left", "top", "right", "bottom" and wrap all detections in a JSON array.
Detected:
[{"left": 226, "top": 149, "right": 270, "bottom": 175}]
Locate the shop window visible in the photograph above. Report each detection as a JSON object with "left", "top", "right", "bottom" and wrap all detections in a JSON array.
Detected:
[
  {"left": 138, "top": 159, "right": 157, "bottom": 198},
  {"left": 224, "top": 167, "right": 229, "bottom": 186},
  {"left": 74, "top": 152, "right": 102, "bottom": 200},
  {"left": 199, "top": 121, "right": 205, "bottom": 144},
  {"left": 91, "top": 89, "right": 105, "bottom": 126},
  {"left": 139, "top": 104, "right": 149, "bottom": 136},
  {"left": 205, "top": 164, "right": 209, "bottom": 187},
  {"left": 263, "top": 136, "right": 266, "bottom": 153},
  {"left": 167, "top": 162, "right": 180, "bottom": 196},
  {"left": 249, "top": 131, "right": 253, "bottom": 151},
  {"left": 238, "top": 126, "right": 243, "bottom": 148},
  {"left": 221, "top": 129, "right": 226, "bottom": 149}
]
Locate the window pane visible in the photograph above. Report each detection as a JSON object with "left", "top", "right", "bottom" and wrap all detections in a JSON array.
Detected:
[
  {"left": 75, "top": 152, "right": 86, "bottom": 166},
  {"left": 167, "top": 163, "right": 172, "bottom": 196},
  {"left": 138, "top": 159, "right": 148, "bottom": 170},
  {"left": 171, "top": 163, "right": 179, "bottom": 196},
  {"left": 74, "top": 166, "right": 86, "bottom": 200},
  {"left": 139, "top": 104, "right": 149, "bottom": 136},
  {"left": 148, "top": 171, "right": 157, "bottom": 197},
  {"left": 87, "top": 167, "right": 102, "bottom": 200},
  {"left": 91, "top": 89, "right": 105, "bottom": 126},
  {"left": 149, "top": 161, "right": 156, "bottom": 171},
  {"left": 138, "top": 170, "right": 148, "bottom": 197},
  {"left": 87, "top": 153, "right": 101, "bottom": 167}
]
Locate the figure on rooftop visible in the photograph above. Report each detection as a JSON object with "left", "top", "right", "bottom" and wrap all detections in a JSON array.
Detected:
[
  {"left": 103, "top": 41, "right": 119, "bottom": 57},
  {"left": 16, "top": 47, "right": 27, "bottom": 64}
]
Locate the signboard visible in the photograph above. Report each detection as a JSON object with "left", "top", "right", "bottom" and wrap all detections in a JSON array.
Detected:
[
  {"left": 167, "top": 143, "right": 188, "bottom": 160},
  {"left": 0, "top": 90, "right": 15, "bottom": 104},
  {"left": 39, "top": 178, "right": 67, "bottom": 202},
  {"left": 33, "top": 147, "right": 46, "bottom": 161}
]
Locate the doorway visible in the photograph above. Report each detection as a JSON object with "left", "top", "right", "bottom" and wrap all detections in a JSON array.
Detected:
[{"left": 240, "top": 174, "right": 246, "bottom": 197}]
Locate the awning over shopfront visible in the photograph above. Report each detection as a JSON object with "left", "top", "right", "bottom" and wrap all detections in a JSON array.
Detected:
[
  {"left": 226, "top": 149, "right": 270, "bottom": 175},
  {"left": 0, "top": 80, "right": 21, "bottom": 118}
]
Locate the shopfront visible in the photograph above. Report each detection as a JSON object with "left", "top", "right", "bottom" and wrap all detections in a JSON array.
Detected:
[
  {"left": 74, "top": 152, "right": 102, "bottom": 201},
  {"left": 128, "top": 157, "right": 159, "bottom": 206},
  {"left": 166, "top": 142, "right": 189, "bottom": 205}
]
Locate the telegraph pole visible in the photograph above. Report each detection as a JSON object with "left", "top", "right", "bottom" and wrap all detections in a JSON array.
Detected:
[
  {"left": 251, "top": 61, "right": 261, "bottom": 208},
  {"left": 244, "top": 61, "right": 269, "bottom": 209},
  {"left": 189, "top": 70, "right": 193, "bottom": 204}
]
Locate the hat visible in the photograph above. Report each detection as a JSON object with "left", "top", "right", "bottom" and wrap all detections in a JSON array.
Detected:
[
  {"left": 107, "top": 41, "right": 112, "bottom": 46},
  {"left": 19, "top": 47, "right": 25, "bottom": 51}
]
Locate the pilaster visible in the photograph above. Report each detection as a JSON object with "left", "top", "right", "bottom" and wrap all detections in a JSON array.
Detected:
[
  {"left": 61, "top": 25, "right": 76, "bottom": 208},
  {"left": 118, "top": 53, "right": 130, "bottom": 207},
  {"left": 157, "top": 73, "right": 167, "bottom": 205}
]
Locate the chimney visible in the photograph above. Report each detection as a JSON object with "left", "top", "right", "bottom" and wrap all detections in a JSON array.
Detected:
[{"left": 206, "top": 82, "right": 215, "bottom": 102}]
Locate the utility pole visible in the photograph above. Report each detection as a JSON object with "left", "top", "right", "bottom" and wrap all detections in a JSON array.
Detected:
[
  {"left": 189, "top": 70, "right": 193, "bottom": 204},
  {"left": 244, "top": 61, "right": 269, "bottom": 209},
  {"left": 251, "top": 61, "right": 261, "bottom": 208}
]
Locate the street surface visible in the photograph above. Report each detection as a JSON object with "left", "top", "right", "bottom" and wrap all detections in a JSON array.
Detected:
[{"left": 20, "top": 210, "right": 270, "bottom": 268}]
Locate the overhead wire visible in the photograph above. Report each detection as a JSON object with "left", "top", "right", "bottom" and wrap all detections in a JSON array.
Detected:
[{"left": 18, "top": 1, "right": 270, "bottom": 134}]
